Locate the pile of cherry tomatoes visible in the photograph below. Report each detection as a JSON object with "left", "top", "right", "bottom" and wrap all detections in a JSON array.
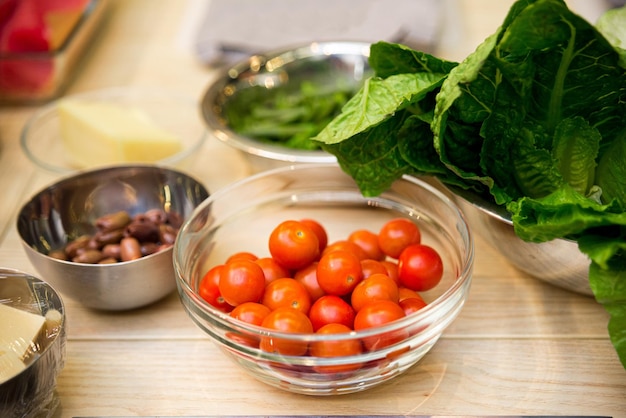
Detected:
[{"left": 198, "top": 217, "right": 444, "bottom": 360}]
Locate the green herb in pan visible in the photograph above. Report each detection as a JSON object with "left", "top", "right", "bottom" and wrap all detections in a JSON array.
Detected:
[{"left": 226, "top": 81, "right": 356, "bottom": 150}]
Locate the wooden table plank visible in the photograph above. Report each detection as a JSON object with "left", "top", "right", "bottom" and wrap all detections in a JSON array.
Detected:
[{"left": 55, "top": 338, "right": 625, "bottom": 417}]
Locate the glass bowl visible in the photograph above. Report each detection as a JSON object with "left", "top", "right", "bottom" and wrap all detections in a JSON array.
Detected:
[
  {"left": 174, "top": 164, "right": 474, "bottom": 395},
  {"left": 199, "top": 41, "right": 372, "bottom": 172},
  {"left": 20, "top": 86, "right": 207, "bottom": 174},
  {"left": 0, "top": 268, "right": 66, "bottom": 417},
  {"left": 0, "top": 0, "right": 107, "bottom": 104}
]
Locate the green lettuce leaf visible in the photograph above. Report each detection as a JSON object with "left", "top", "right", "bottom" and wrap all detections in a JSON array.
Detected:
[
  {"left": 596, "top": 129, "right": 626, "bottom": 208},
  {"left": 324, "top": 114, "right": 421, "bottom": 196},
  {"left": 314, "top": 72, "right": 446, "bottom": 145},
  {"left": 508, "top": 184, "right": 626, "bottom": 242},
  {"left": 314, "top": 42, "right": 458, "bottom": 196},
  {"left": 587, "top": 258, "right": 626, "bottom": 368},
  {"left": 368, "top": 41, "right": 459, "bottom": 78},
  {"left": 552, "top": 117, "right": 600, "bottom": 196}
]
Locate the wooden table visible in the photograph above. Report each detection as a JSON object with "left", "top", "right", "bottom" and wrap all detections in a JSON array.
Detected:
[{"left": 1, "top": 1, "right": 624, "bottom": 416}]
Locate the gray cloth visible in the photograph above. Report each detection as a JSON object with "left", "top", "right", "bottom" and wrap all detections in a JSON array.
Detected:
[{"left": 194, "top": 0, "right": 442, "bottom": 65}]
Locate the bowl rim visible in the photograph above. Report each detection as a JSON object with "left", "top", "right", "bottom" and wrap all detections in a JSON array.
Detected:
[
  {"left": 174, "top": 163, "right": 474, "bottom": 355},
  {"left": 200, "top": 41, "right": 373, "bottom": 163},
  {"left": 20, "top": 86, "right": 208, "bottom": 174}
]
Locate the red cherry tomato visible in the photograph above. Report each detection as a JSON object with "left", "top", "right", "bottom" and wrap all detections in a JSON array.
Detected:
[
  {"left": 322, "top": 240, "right": 369, "bottom": 261},
  {"left": 310, "top": 323, "right": 363, "bottom": 374},
  {"left": 293, "top": 262, "right": 325, "bottom": 302},
  {"left": 360, "top": 258, "right": 388, "bottom": 279},
  {"left": 269, "top": 220, "right": 320, "bottom": 270},
  {"left": 354, "top": 300, "right": 405, "bottom": 329},
  {"left": 350, "top": 273, "right": 399, "bottom": 312},
  {"left": 399, "top": 297, "right": 428, "bottom": 316},
  {"left": 308, "top": 294, "right": 356, "bottom": 331},
  {"left": 378, "top": 218, "right": 421, "bottom": 259},
  {"left": 398, "top": 286, "right": 424, "bottom": 302},
  {"left": 381, "top": 260, "right": 400, "bottom": 284},
  {"left": 397, "top": 244, "right": 443, "bottom": 291},
  {"left": 226, "top": 251, "right": 258, "bottom": 263},
  {"left": 198, "top": 264, "right": 233, "bottom": 312},
  {"left": 228, "top": 302, "right": 270, "bottom": 348},
  {"left": 255, "top": 256, "right": 291, "bottom": 285},
  {"left": 261, "top": 277, "right": 311, "bottom": 314},
  {"left": 219, "top": 259, "right": 265, "bottom": 306},
  {"left": 348, "top": 229, "right": 385, "bottom": 261},
  {"left": 260, "top": 307, "right": 313, "bottom": 356},
  {"left": 354, "top": 300, "right": 407, "bottom": 351},
  {"left": 230, "top": 302, "right": 271, "bottom": 326},
  {"left": 316, "top": 249, "right": 363, "bottom": 296},
  {"left": 300, "top": 218, "right": 328, "bottom": 254}
]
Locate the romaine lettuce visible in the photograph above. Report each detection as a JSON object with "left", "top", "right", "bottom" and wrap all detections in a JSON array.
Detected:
[{"left": 314, "top": 0, "right": 626, "bottom": 368}]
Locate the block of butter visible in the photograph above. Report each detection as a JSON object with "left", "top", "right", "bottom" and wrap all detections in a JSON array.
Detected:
[
  {"left": 0, "top": 303, "right": 46, "bottom": 383},
  {"left": 58, "top": 100, "right": 184, "bottom": 168}
]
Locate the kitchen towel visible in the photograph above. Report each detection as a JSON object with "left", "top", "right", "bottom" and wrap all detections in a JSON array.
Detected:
[{"left": 193, "top": 0, "right": 442, "bottom": 65}]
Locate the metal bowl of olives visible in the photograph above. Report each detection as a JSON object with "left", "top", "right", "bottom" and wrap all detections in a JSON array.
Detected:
[{"left": 16, "top": 165, "right": 209, "bottom": 310}]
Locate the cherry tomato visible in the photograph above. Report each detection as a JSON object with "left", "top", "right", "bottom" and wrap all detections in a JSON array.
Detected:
[
  {"left": 398, "top": 286, "right": 424, "bottom": 302},
  {"left": 354, "top": 300, "right": 407, "bottom": 351},
  {"left": 226, "top": 302, "right": 269, "bottom": 351},
  {"left": 348, "top": 229, "right": 385, "bottom": 261},
  {"left": 397, "top": 244, "right": 443, "bottom": 291},
  {"left": 293, "top": 262, "right": 325, "bottom": 302},
  {"left": 360, "top": 258, "right": 389, "bottom": 279},
  {"left": 226, "top": 251, "right": 258, "bottom": 263},
  {"left": 300, "top": 218, "right": 328, "bottom": 254},
  {"left": 378, "top": 218, "right": 421, "bottom": 259},
  {"left": 316, "top": 249, "right": 363, "bottom": 296},
  {"left": 308, "top": 295, "right": 355, "bottom": 331},
  {"left": 198, "top": 264, "right": 233, "bottom": 312},
  {"left": 322, "top": 240, "right": 368, "bottom": 261},
  {"left": 399, "top": 297, "right": 428, "bottom": 316},
  {"left": 310, "top": 323, "right": 363, "bottom": 374},
  {"left": 354, "top": 300, "right": 405, "bottom": 330},
  {"left": 350, "top": 273, "right": 399, "bottom": 312},
  {"left": 255, "top": 256, "right": 291, "bottom": 285},
  {"left": 219, "top": 259, "right": 265, "bottom": 306},
  {"left": 269, "top": 220, "right": 320, "bottom": 270},
  {"left": 381, "top": 260, "right": 400, "bottom": 284},
  {"left": 230, "top": 302, "right": 271, "bottom": 326},
  {"left": 262, "top": 277, "right": 311, "bottom": 314},
  {"left": 260, "top": 307, "right": 313, "bottom": 356}
]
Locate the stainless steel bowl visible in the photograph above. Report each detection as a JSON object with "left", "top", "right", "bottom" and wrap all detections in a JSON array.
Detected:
[
  {"left": 0, "top": 268, "right": 66, "bottom": 418},
  {"left": 448, "top": 186, "right": 592, "bottom": 296},
  {"left": 17, "top": 165, "right": 209, "bottom": 310},
  {"left": 200, "top": 41, "right": 372, "bottom": 172}
]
